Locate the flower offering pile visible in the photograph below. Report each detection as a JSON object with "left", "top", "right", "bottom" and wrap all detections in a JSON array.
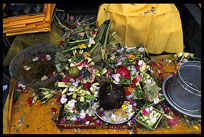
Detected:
[{"left": 52, "top": 9, "right": 167, "bottom": 129}]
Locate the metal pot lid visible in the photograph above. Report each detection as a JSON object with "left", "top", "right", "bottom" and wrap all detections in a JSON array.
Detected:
[{"left": 162, "top": 75, "right": 201, "bottom": 118}]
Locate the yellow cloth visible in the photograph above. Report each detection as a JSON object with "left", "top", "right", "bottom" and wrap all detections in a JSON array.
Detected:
[{"left": 97, "top": 4, "right": 184, "bottom": 54}]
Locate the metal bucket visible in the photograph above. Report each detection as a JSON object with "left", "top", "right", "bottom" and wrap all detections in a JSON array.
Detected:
[
  {"left": 9, "top": 44, "right": 61, "bottom": 89},
  {"left": 168, "top": 61, "right": 201, "bottom": 111}
]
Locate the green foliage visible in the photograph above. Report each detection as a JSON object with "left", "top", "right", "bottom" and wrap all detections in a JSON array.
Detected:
[
  {"left": 71, "top": 54, "right": 85, "bottom": 63},
  {"left": 13, "top": 90, "right": 19, "bottom": 104}
]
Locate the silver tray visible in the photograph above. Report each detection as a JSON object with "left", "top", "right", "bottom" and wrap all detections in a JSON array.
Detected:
[
  {"left": 95, "top": 109, "right": 135, "bottom": 125},
  {"left": 162, "top": 75, "right": 201, "bottom": 118}
]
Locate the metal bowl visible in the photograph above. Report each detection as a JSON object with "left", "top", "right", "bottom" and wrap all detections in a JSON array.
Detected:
[
  {"left": 167, "top": 61, "right": 201, "bottom": 111},
  {"left": 162, "top": 75, "right": 201, "bottom": 118},
  {"left": 9, "top": 44, "right": 61, "bottom": 89}
]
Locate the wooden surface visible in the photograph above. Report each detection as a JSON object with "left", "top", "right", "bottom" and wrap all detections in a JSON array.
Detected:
[{"left": 4, "top": 55, "right": 201, "bottom": 134}]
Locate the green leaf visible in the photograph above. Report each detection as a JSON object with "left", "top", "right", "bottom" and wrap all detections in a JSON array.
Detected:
[{"left": 144, "top": 81, "right": 161, "bottom": 102}]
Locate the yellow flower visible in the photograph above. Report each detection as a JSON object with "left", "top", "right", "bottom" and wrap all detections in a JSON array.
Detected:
[
  {"left": 122, "top": 102, "right": 126, "bottom": 111},
  {"left": 85, "top": 52, "right": 91, "bottom": 58},
  {"left": 124, "top": 112, "right": 126, "bottom": 117},
  {"left": 128, "top": 54, "right": 135, "bottom": 62},
  {"left": 115, "top": 109, "right": 120, "bottom": 114},
  {"left": 127, "top": 87, "right": 134, "bottom": 93},
  {"left": 78, "top": 43, "right": 86, "bottom": 49}
]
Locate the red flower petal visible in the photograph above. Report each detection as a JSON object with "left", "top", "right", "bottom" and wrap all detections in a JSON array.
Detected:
[
  {"left": 78, "top": 59, "right": 88, "bottom": 66},
  {"left": 56, "top": 95, "right": 62, "bottom": 104},
  {"left": 115, "top": 67, "right": 131, "bottom": 79},
  {"left": 62, "top": 76, "right": 71, "bottom": 83},
  {"left": 51, "top": 107, "right": 57, "bottom": 113},
  {"left": 74, "top": 121, "right": 79, "bottom": 125},
  {"left": 131, "top": 78, "right": 138, "bottom": 88},
  {"left": 142, "top": 108, "right": 150, "bottom": 116},
  {"left": 160, "top": 58, "right": 165, "bottom": 62},
  {"left": 162, "top": 107, "right": 170, "bottom": 114},
  {"left": 68, "top": 33, "right": 72, "bottom": 39},
  {"left": 60, "top": 41, "right": 65, "bottom": 46},
  {"left": 124, "top": 88, "right": 131, "bottom": 96},
  {"left": 168, "top": 118, "right": 178, "bottom": 126},
  {"left": 135, "top": 60, "right": 140, "bottom": 69},
  {"left": 159, "top": 73, "right": 163, "bottom": 77},
  {"left": 83, "top": 83, "right": 92, "bottom": 90},
  {"left": 92, "top": 31, "right": 97, "bottom": 35},
  {"left": 26, "top": 97, "right": 33, "bottom": 102}
]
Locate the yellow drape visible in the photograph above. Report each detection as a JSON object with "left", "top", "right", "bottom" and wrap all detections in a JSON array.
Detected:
[{"left": 97, "top": 4, "right": 184, "bottom": 54}]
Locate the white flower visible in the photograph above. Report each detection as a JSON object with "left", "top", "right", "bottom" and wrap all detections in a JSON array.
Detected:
[
  {"left": 72, "top": 82, "right": 79, "bottom": 87},
  {"left": 138, "top": 47, "right": 145, "bottom": 53},
  {"left": 60, "top": 97, "right": 67, "bottom": 104},
  {"left": 126, "top": 47, "right": 136, "bottom": 52},
  {"left": 111, "top": 114, "right": 116, "bottom": 122},
  {"left": 85, "top": 121, "right": 90, "bottom": 125},
  {"left": 89, "top": 37, "right": 95, "bottom": 45},
  {"left": 154, "top": 98, "right": 160, "bottom": 104},
  {"left": 146, "top": 79, "right": 152, "bottom": 83},
  {"left": 149, "top": 106, "right": 153, "bottom": 111},
  {"left": 76, "top": 21, "right": 81, "bottom": 26},
  {"left": 116, "top": 48, "right": 124, "bottom": 53},
  {"left": 116, "top": 62, "right": 122, "bottom": 66},
  {"left": 70, "top": 78, "right": 75, "bottom": 83},
  {"left": 71, "top": 117, "right": 77, "bottom": 121},
  {"left": 80, "top": 110, "right": 86, "bottom": 119},
  {"left": 67, "top": 99, "right": 77, "bottom": 110},
  {"left": 93, "top": 85, "right": 100, "bottom": 90},
  {"left": 23, "top": 65, "right": 31, "bottom": 71},
  {"left": 79, "top": 32, "right": 84, "bottom": 37},
  {"left": 41, "top": 75, "right": 48, "bottom": 81},
  {"left": 145, "top": 108, "right": 150, "bottom": 113},
  {"left": 112, "top": 73, "right": 120, "bottom": 84},
  {"left": 69, "top": 86, "right": 76, "bottom": 91},
  {"left": 138, "top": 60, "right": 144, "bottom": 66},
  {"left": 46, "top": 55, "right": 52, "bottom": 61},
  {"left": 147, "top": 65, "right": 151, "bottom": 71},
  {"left": 151, "top": 116, "right": 157, "bottom": 124},
  {"left": 18, "top": 83, "right": 26, "bottom": 88},
  {"left": 32, "top": 57, "right": 39, "bottom": 61},
  {"left": 159, "top": 93, "right": 163, "bottom": 96}
]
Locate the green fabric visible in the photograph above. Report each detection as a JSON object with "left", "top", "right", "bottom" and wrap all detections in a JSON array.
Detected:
[{"left": 3, "top": 19, "right": 64, "bottom": 66}]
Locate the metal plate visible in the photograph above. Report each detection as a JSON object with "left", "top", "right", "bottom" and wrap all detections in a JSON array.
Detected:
[
  {"left": 95, "top": 109, "right": 135, "bottom": 125},
  {"left": 162, "top": 75, "right": 201, "bottom": 118}
]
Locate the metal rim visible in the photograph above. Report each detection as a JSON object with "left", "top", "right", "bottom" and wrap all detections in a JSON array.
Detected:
[{"left": 162, "top": 75, "right": 201, "bottom": 118}]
